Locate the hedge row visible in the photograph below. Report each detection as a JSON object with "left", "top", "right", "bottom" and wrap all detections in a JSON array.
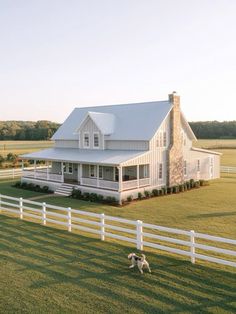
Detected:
[
  {"left": 13, "top": 181, "right": 53, "bottom": 194},
  {"left": 71, "top": 189, "right": 118, "bottom": 205},
  {"left": 125, "top": 179, "right": 209, "bottom": 203}
]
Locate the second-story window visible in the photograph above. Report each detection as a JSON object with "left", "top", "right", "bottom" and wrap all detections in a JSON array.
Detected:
[
  {"left": 163, "top": 131, "right": 167, "bottom": 147},
  {"left": 93, "top": 133, "right": 99, "bottom": 148},
  {"left": 84, "top": 132, "right": 89, "bottom": 148}
]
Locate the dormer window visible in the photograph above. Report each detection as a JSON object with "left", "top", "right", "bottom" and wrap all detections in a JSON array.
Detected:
[
  {"left": 84, "top": 132, "right": 89, "bottom": 148},
  {"left": 93, "top": 133, "right": 99, "bottom": 148}
]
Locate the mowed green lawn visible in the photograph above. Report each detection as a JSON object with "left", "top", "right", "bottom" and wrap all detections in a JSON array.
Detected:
[{"left": 1, "top": 177, "right": 236, "bottom": 313}]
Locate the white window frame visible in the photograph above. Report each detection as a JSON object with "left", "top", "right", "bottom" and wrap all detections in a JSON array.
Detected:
[
  {"left": 63, "top": 162, "right": 73, "bottom": 174},
  {"left": 83, "top": 132, "right": 90, "bottom": 148},
  {"left": 163, "top": 131, "right": 167, "bottom": 147},
  {"left": 197, "top": 159, "right": 200, "bottom": 172},
  {"left": 184, "top": 160, "right": 187, "bottom": 176},
  {"left": 89, "top": 165, "right": 97, "bottom": 178},
  {"left": 93, "top": 132, "right": 99, "bottom": 148},
  {"left": 143, "top": 164, "right": 149, "bottom": 178},
  {"left": 99, "top": 166, "right": 103, "bottom": 179},
  {"left": 159, "top": 163, "right": 163, "bottom": 179}
]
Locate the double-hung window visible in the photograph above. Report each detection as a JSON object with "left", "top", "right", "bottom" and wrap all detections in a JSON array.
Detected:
[
  {"left": 197, "top": 159, "right": 200, "bottom": 172},
  {"left": 93, "top": 133, "right": 99, "bottom": 148},
  {"left": 159, "top": 163, "right": 163, "bottom": 179},
  {"left": 84, "top": 133, "right": 89, "bottom": 148},
  {"left": 184, "top": 160, "right": 187, "bottom": 176},
  {"left": 89, "top": 165, "right": 96, "bottom": 177}
]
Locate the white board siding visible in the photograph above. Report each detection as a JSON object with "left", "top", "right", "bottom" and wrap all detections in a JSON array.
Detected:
[
  {"left": 183, "top": 150, "right": 220, "bottom": 180},
  {"left": 105, "top": 140, "right": 149, "bottom": 151},
  {"left": 79, "top": 116, "right": 103, "bottom": 149},
  {"left": 148, "top": 114, "right": 171, "bottom": 188},
  {"left": 55, "top": 140, "right": 79, "bottom": 148}
]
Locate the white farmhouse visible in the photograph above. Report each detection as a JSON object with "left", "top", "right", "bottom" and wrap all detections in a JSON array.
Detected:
[{"left": 21, "top": 92, "right": 220, "bottom": 203}]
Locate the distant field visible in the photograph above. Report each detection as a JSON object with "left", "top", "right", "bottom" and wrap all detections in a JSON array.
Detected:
[
  {"left": 0, "top": 141, "right": 53, "bottom": 157},
  {"left": 195, "top": 139, "right": 236, "bottom": 166},
  {"left": 195, "top": 139, "right": 236, "bottom": 149}
]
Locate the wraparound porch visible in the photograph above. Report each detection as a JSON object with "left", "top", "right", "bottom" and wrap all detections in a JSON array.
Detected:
[{"left": 21, "top": 161, "right": 150, "bottom": 192}]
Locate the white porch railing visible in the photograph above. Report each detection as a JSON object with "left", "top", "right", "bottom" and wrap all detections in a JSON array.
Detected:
[
  {"left": 122, "top": 178, "right": 150, "bottom": 191},
  {"left": 81, "top": 177, "right": 119, "bottom": 191},
  {"left": 22, "top": 169, "right": 62, "bottom": 183}
]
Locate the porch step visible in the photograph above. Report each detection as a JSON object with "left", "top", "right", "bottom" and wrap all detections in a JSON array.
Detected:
[{"left": 54, "top": 183, "right": 76, "bottom": 197}]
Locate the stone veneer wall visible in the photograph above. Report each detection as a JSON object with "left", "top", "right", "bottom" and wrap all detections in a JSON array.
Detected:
[{"left": 167, "top": 93, "right": 184, "bottom": 186}]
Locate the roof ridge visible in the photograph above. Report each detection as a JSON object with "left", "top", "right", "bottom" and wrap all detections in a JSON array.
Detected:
[{"left": 75, "top": 99, "right": 169, "bottom": 110}]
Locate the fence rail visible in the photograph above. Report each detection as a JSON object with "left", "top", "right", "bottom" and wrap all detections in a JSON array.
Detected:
[
  {"left": 0, "top": 166, "right": 47, "bottom": 180},
  {"left": 0, "top": 193, "right": 235, "bottom": 269},
  {"left": 221, "top": 166, "right": 236, "bottom": 174}
]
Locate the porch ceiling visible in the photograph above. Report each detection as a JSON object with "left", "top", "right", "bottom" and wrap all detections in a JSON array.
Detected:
[{"left": 20, "top": 148, "right": 146, "bottom": 166}]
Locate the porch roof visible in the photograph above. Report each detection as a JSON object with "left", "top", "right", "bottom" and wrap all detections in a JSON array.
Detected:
[{"left": 20, "top": 148, "right": 146, "bottom": 166}]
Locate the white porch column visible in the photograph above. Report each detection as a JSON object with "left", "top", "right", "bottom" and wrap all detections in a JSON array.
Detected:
[
  {"left": 137, "top": 165, "right": 140, "bottom": 188},
  {"left": 97, "top": 165, "right": 99, "bottom": 188},
  {"left": 21, "top": 159, "right": 24, "bottom": 171},
  {"left": 46, "top": 161, "right": 49, "bottom": 180},
  {"left": 61, "top": 162, "right": 64, "bottom": 183},
  {"left": 34, "top": 160, "right": 36, "bottom": 178},
  {"left": 118, "top": 166, "right": 122, "bottom": 192},
  {"left": 80, "top": 164, "right": 83, "bottom": 185}
]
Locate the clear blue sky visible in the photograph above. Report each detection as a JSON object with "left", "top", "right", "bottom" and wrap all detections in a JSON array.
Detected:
[{"left": 0, "top": 0, "right": 235, "bottom": 123}]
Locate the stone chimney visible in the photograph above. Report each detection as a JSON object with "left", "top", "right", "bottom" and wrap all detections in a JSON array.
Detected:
[{"left": 167, "top": 92, "right": 184, "bottom": 186}]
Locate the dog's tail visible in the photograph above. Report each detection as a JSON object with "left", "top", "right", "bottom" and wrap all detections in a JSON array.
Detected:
[{"left": 141, "top": 254, "right": 146, "bottom": 261}]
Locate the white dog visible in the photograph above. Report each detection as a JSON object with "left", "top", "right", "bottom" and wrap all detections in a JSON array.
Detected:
[{"left": 128, "top": 253, "right": 151, "bottom": 274}]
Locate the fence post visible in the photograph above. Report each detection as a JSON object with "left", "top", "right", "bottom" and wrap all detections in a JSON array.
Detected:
[
  {"left": 42, "top": 202, "right": 46, "bottom": 225},
  {"left": 190, "top": 230, "right": 195, "bottom": 264},
  {"left": 68, "top": 207, "right": 72, "bottom": 232},
  {"left": 101, "top": 213, "right": 105, "bottom": 241},
  {"left": 136, "top": 220, "right": 143, "bottom": 250},
  {"left": 19, "top": 197, "right": 23, "bottom": 219}
]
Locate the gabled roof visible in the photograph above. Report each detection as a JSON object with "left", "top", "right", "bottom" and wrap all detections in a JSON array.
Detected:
[
  {"left": 77, "top": 111, "right": 115, "bottom": 135},
  {"left": 21, "top": 148, "right": 146, "bottom": 165},
  {"left": 52, "top": 100, "right": 173, "bottom": 141}
]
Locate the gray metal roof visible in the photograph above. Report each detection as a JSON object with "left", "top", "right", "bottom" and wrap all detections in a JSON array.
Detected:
[
  {"left": 52, "top": 100, "right": 173, "bottom": 141},
  {"left": 21, "top": 148, "right": 146, "bottom": 165}
]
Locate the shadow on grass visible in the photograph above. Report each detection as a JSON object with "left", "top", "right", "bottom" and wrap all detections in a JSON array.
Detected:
[
  {"left": 188, "top": 211, "right": 236, "bottom": 219},
  {"left": 0, "top": 215, "right": 236, "bottom": 313}
]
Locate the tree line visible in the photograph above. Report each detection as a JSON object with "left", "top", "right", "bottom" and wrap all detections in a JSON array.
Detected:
[
  {"left": 189, "top": 121, "right": 236, "bottom": 139},
  {"left": 0, "top": 120, "right": 235, "bottom": 140},
  {"left": 0, "top": 121, "right": 60, "bottom": 140}
]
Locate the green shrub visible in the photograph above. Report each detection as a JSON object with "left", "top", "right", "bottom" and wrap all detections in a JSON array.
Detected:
[
  {"left": 173, "top": 186, "right": 179, "bottom": 193},
  {"left": 162, "top": 187, "right": 167, "bottom": 195},
  {"left": 190, "top": 179, "right": 195, "bottom": 188},
  {"left": 144, "top": 190, "right": 150, "bottom": 198},
  {"left": 179, "top": 184, "right": 184, "bottom": 192},
  {"left": 21, "top": 182, "right": 28, "bottom": 189},
  {"left": 97, "top": 194, "right": 104, "bottom": 202},
  {"left": 200, "top": 179, "right": 209, "bottom": 186},
  {"left": 13, "top": 181, "right": 21, "bottom": 188},
  {"left": 83, "top": 192, "right": 90, "bottom": 201},
  {"left": 167, "top": 187, "right": 173, "bottom": 194},
  {"left": 194, "top": 181, "right": 200, "bottom": 188},
  {"left": 127, "top": 195, "right": 133, "bottom": 202},
  {"left": 106, "top": 196, "right": 117, "bottom": 204},
  {"left": 138, "top": 192, "right": 143, "bottom": 200},
  {"left": 152, "top": 189, "right": 159, "bottom": 197},
  {"left": 186, "top": 181, "right": 191, "bottom": 190},
  {"left": 42, "top": 186, "right": 49, "bottom": 193},
  {"left": 90, "top": 193, "right": 98, "bottom": 202}
]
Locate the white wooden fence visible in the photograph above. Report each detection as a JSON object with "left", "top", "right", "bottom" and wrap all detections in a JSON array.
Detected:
[
  {"left": 0, "top": 166, "right": 47, "bottom": 180},
  {"left": 0, "top": 193, "right": 235, "bottom": 268},
  {"left": 221, "top": 166, "right": 236, "bottom": 174}
]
